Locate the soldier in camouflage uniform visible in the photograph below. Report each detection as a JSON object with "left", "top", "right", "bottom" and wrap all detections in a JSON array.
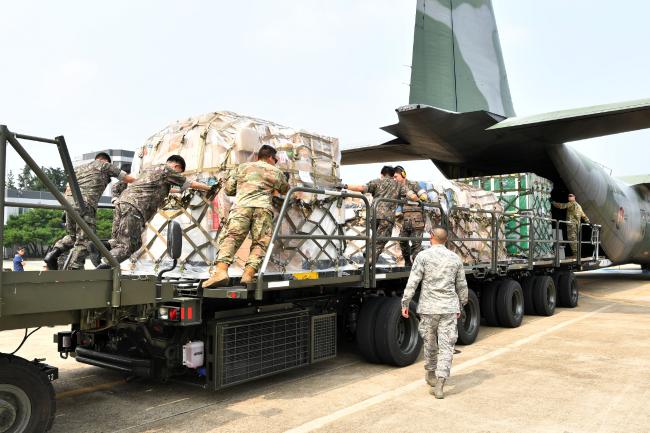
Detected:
[
  {"left": 204, "top": 145, "right": 289, "bottom": 287},
  {"left": 401, "top": 226, "right": 468, "bottom": 399},
  {"left": 552, "top": 193, "right": 590, "bottom": 257},
  {"left": 45, "top": 152, "right": 135, "bottom": 270},
  {"left": 110, "top": 178, "right": 129, "bottom": 244},
  {"left": 99, "top": 155, "right": 211, "bottom": 267},
  {"left": 346, "top": 166, "right": 417, "bottom": 262},
  {"left": 394, "top": 165, "right": 427, "bottom": 266}
]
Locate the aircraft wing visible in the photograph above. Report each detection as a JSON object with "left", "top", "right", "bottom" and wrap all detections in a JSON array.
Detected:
[
  {"left": 488, "top": 98, "right": 650, "bottom": 143},
  {"left": 341, "top": 99, "right": 650, "bottom": 179}
]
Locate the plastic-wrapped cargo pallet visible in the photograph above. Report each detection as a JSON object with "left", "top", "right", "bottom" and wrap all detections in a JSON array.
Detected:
[
  {"left": 457, "top": 173, "right": 555, "bottom": 259},
  {"left": 343, "top": 180, "right": 507, "bottom": 266},
  {"left": 126, "top": 111, "right": 345, "bottom": 278},
  {"left": 122, "top": 110, "right": 508, "bottom": 278}
]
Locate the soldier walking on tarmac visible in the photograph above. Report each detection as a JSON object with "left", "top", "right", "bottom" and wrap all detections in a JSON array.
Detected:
[
  {"left": 401, "top": 226, "right": 468, "bottom": 399},
  {"left": 45, "top": 152, "right": 136, "bottom": 270},
  {"left": 345, "top": 166, "right": 417, "bottom": 262},
  {"left": 203, "top": 145, "right": 289, "bottom": 287},
  {"left": 552, "top": 193, "right": 590, "bottom": 257},
  {"left": 99, "top": 155, "right": 211, "bottom": 267},
  {"left": 393, "top": 165, "right": 427, "bottom": 266}
]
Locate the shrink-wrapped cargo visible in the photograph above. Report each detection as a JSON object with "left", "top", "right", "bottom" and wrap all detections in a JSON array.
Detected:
[{"left": 457, "top": 173, "right": 554, "bottom": 258}]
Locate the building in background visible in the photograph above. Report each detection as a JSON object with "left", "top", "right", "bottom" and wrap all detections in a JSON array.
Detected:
[{"left": 4, "top": 148, "right": 134, "bottom": 221}]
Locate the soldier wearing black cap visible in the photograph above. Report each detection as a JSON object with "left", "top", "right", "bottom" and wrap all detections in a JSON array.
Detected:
[
  {"left": 345, "top": 166, "right": 417, "bottom": 261},
  {"left": 394, "top": 165, "right": 427, "bottom": 266}
]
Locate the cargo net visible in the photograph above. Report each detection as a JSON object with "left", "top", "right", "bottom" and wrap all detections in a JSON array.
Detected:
[
  {"left": 456, "top": 173, "right": 555, "bottom": 260},
  {"left": 343, "top": 180, "right": 507, "bottom": 267}
]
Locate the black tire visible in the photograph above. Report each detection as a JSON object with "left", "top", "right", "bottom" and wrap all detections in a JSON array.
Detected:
[
  {"left": 533, "top": 275, "right": 556, "bottom": 316},
  {"left": 495, "top": 279, "right": 524, "bottom": 328},
  {"left": 374, "top": 297, "right": 422, "bottom": 367},
  {"left": 480, "top": 281, "right": 500, "bottom": 326},
  {"left": 0, "top": 355, "right": 56, "bottom": 433},
  {"left": 557, "top": 272, "right": 579, "bottom": 308},
  {"left": 356, "top": 297, "right": 385, "bottom": 363},
  {"left": 521, "top": 276, "right": 537, "bottom": 315},
  {"left": 457, "top": 289, "right": 480, "bottom": 345}
]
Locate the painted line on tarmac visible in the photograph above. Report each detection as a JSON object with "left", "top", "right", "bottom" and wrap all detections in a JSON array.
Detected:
[
  {"left": 56, "top": 379, "right": 126, "bottom": 399},
  {"left": 284, "top": 304, "right": 613, "bottom": 433},
  {"left": 145, "top": 397, "right": 190, "bottom": 411}
]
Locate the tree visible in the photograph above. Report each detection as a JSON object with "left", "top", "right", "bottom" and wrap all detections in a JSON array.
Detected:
[
  {"left": 14, "top": 164, "right": 67, "bottom": 192},
  {"left": 3, "top": 209, "right": 65, "bottom": 257},
  {"left": 17, "top": 164, "right": 34, "bottom": 191},
  {"left": 6, "top": 170, "right": 16, "bottom": 190},
  {"left": 32, "top": 167, "right": 67, "bottom": 192},
  {"left": 3, "top": 208, "right": 115, "bottom": 257}
]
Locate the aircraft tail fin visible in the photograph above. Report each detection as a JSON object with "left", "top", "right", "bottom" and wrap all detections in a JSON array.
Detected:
[{"left": 409, "top": 0, "right": 515, "bottom": 117}]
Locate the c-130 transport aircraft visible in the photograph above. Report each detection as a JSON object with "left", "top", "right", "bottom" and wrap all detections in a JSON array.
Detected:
[{"left": 342, "top": 0, "right": 650, "bottom": 269}]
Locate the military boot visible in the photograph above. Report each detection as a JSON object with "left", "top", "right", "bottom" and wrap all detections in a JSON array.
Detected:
[
  {"left": 431, "top": 377, "right": 446, "bottom": 399},
  {"left": 425, "top": 371, "right": 436, "bottom": 387},
  {"left": 240, "top": 266, "right": 256, "bottom": 285},
  {"left": 43, "top": 247, "right": 62, "bottom": 270},
  {"left": 203, "top": 262, "right": 230, "bottom": 287}
]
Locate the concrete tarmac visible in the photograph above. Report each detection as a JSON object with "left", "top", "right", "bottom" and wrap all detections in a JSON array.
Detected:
[{"left": 1, "top": 268, "right": 649, "bottom": 433}]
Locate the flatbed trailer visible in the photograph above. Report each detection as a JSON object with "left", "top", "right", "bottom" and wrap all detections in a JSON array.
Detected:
[{"left": 0, "top": 127, "right": 608, "bottom": 432}]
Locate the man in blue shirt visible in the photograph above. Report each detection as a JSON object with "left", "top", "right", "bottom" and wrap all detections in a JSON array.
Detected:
[{"left": 13, "top": 247, "right": 25, "bottom": 272}]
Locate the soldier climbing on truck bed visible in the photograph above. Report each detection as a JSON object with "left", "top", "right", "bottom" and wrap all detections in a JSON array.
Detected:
[
  {"left": 204, "top": 145, "right": 289, "bottom": 287},
  {"left": 45, "top": 152, "right": 136, "bottom": 270},
  {"left": 552, "top": 193, "right": 590, "bottom": 257},
  {"left": 98, "top": 155, "right": 212, "bottom": 268},
  {"left": 344, "top": 166, "right": 418, "bottom": 262}
]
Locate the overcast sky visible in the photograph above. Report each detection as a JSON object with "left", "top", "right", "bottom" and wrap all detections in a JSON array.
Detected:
[{"left": 1, "top": 0, "right": 649, "bottom": 183}]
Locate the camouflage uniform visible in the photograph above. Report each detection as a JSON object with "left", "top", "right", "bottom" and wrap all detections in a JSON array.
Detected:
[
  {"left": 366, "top": 177, "right": 408, "bottom": 260},
  {"left": 216, "top": 160, "right": 289, "bottom": 271},
  {"left": 399, "top": 180, "right": 426, "bottom": 265},
  {"left": 109, "top": 165, "right": 189, "bottom": 263},
  {"left": 401, "top": 244, "right": 468, "bottom": 379},
  {"left": 53, "top": 160, "right": 125, "bottom": 269},
  {"left": 110, "top": 181, "right": 128, "bottom": 243},
  {"left": 552, "top": 201, "right": 590, "bottom": 255}
]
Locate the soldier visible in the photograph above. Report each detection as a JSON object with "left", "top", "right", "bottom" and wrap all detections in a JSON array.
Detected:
[
  {"left": 99, "top": 155, "right": 211, "bottom": 267},
  {"left": 552, "top": 193, "right": 590, "bottom": 257},
  {"left": 401, "top": 226, "right": 468, "bottom": 399},
  {"left": 345, "top": 166, "right": 417, "bottom": 262},
  {"left": 204, "top": 145, "right": 289, "bottom": 287},
  {"left": 393, "top": 165, "right": 427, "bottom": 266},
  {"left": 44, "top": 152, "right": 136, "bottom": 270}
]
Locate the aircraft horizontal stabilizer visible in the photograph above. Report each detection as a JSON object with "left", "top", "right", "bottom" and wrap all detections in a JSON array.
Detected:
[
  {"left": 341, "top": 140, "right": 427, "bottom": 165},
  {"left": 488, "top": 98, "right": 650, "bottom": 143}
]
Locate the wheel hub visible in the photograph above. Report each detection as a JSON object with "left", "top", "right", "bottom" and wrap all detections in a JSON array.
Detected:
[
  {"left": 0, "top": 386, "right": 31, "bottom": 433},
  {"left": 0, "top": 399, "right": 16, "bottom": 432}
]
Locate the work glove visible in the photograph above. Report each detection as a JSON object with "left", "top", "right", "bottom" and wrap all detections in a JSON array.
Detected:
[{"left": 206, "top": 183, "right": 221, "bottom": 200}]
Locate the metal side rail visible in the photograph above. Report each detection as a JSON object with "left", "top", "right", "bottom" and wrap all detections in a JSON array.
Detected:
[{"left": 254, "top": 187, "right": 372, "bottom": 301}]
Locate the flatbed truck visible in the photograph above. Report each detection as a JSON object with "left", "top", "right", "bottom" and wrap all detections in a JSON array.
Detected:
[{"left": 0, "top": 127, "right": 607, "bottom": 432}]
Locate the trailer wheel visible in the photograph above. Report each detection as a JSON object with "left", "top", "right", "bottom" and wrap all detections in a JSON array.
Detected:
[
  {"left": 480, "top": 281, "right": 500, "bottom": 326},
  {"left": 495, "top": 280, "right": 524, "bottom": 328},
  {"left": 521, "top": 276, "right": 537, "bottom": 315},
  {"left": 457, "top": 289, "right": 480, "bottom": 345},
  {"left": 356, "top": 297, "right": 385, "bottom": 363},
  {"left": 557, "top": 272, "right": 579, "bottom": 308},
  {"left": 374, "top": 297, "right": 422, "bottom": 367},
  {"left": 533, "top": 275, "right": 556, "bottom": 316},
  {"left": 0, "top": 355, "right": 55, "bottom": 433}
]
